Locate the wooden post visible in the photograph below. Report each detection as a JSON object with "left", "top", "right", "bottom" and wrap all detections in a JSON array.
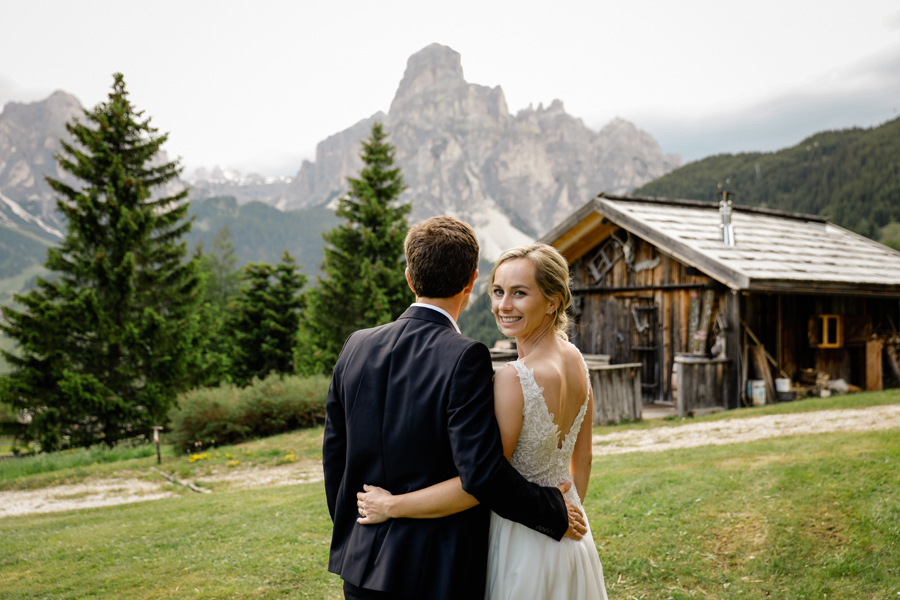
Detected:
[
  {"left": 152, "top": 426, "right": 163, "bottom": 465},
  {"left": 725, "top": 291, "right": 741, "bottom": 409},
  {"left": 776, "top": 295, "right": 783, "bottom": 374},
  {"left": 866, "top": 340, "right": 884, "bottom": 391}
]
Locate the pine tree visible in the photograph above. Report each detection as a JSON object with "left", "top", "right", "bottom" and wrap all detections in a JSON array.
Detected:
[
  {"left": 297, "top": 122, "right": 412, "bottom": 374},
  {"left": 0, "top": 73, "right": 200, "bottom": 451},
  {"left": 197, "top": 225, "right": 241, "bottom": 310},
  {"left": 190, "top": 226, "right": 242, "bottom": 387},
  {"left": 231, "top": 252, "right": 306, "bottom": 384}
]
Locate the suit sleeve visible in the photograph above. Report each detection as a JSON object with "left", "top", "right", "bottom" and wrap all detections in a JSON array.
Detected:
[
  {"left": 323, "top": 345, "right": 349, "bottom": 521},
  {"left": 447, "top": 342, "right": 569, "bottom": 541}
]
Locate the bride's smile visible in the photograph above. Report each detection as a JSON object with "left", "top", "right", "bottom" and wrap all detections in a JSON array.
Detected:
[{"left": 491, "top": 258, "right": 558, "bottom": 340}]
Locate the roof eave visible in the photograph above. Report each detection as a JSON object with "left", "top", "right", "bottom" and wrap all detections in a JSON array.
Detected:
[
  {"left": 746, "top": 279, "right": 900, "bottom": 297},
  {"left": 592, "top": 196, "right": 751, "bottom": 290}
]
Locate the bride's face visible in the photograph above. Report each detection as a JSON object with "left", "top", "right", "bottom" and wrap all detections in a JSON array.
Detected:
[{"left": 491, "top": 258, "right": 557, "bottom": 340}]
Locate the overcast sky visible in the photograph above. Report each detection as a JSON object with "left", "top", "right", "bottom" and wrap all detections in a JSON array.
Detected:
[{"left": 2, "top": 0, "right": 899, "bottom": 176}]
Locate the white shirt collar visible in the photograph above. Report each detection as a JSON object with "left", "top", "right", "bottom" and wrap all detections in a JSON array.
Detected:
[{"left": 410, "top": 302, "right": 461, "bottom": 333}]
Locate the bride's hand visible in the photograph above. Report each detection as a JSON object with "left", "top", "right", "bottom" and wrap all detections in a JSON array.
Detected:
[
  {"left": 356, "top": 484, "right": 395, "bottom": 524},
  {"left": 557, "top": 481, "right": 586, "bottom": 541}
]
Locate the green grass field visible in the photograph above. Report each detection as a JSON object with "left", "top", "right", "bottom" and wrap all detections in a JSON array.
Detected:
[
  {"left": 0, "top": 428, "right": 325, "bottom": 492},
  {"left": 0, "top": 393, "right": 898, "bottom": 598}
]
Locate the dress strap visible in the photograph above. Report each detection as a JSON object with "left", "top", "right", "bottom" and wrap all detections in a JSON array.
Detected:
[{"left": 578, "top": 352, "right": 592, "bottom": 404}]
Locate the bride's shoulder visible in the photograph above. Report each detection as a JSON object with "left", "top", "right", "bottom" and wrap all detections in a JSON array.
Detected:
[
  {"left": 493, "top": 363, "right": 526, "bottom": 410},
  {"left": 562, "top": 341, "right": 585, "bottom": 362},
  {"left": 494, "top": 362, "right": 523, "bottom": 387}
]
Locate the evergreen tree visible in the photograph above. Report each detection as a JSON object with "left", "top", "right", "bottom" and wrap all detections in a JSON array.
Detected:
[
  {"left": 0, "top": 73, "right": 200, "bottom": 451},
  {"left": 231, "top": 252, "right": 306, "bottom": 385},
  {"left": 190, "top": 226, "right": 242, "bottom": 388},
  {"left": 297, "top": 123, "right": 412, "bottom": 374},
  {"left": 197, "top": 225, "right": 241, "bottom": 310}
]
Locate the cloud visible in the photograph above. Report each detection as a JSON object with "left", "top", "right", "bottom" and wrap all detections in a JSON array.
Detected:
[
  {"left": 631, "top": 38, "right": 900, "bottom": 162},
  {"left": 884, "top": 9, "right": 900, "bottom": 32},
  {"left": 0, "top": 73, "right": 54, "bottom": 108}
]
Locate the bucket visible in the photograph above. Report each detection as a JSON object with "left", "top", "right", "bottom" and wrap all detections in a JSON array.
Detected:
[
  {"left": 747, "top": 380, "right": 766, "bottom": 406},
  {"left": 775, "top": 378, "right": 791, "bottom": 393}
]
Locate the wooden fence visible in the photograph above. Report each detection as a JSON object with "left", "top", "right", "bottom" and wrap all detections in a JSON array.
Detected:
[
  {"left": 675, "top": 356, "right": 732, "bottom": 418},
  {"left": 589, "top": 363, "right": 642, "bottom": 425}
]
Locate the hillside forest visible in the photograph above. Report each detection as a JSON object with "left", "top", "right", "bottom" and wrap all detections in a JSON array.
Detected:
[{"left": 636, "top": 116, "right": 900, "bottom": 248}]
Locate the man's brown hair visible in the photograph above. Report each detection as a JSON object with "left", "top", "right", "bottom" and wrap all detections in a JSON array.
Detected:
[{"left": 405, "top": 216, "right": 480, "bottom": 298}]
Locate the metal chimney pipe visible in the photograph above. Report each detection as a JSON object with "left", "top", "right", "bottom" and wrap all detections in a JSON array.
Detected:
[{"left": 719, "top": 191, "right": 735, "bottom": 246}]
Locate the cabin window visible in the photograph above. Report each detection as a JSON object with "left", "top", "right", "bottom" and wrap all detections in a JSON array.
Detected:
[{"left": 809, "top": 314, "right": 843, "bottom": 348}]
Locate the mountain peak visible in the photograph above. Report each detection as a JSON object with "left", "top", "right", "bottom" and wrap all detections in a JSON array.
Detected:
[{"left": 390, "top": 43, "right": 466, "bottom": 112}]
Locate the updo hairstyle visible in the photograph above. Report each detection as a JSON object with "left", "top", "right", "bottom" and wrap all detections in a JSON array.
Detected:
[{"left": 490, "top": 243, "right": 573, "bottom": 340}]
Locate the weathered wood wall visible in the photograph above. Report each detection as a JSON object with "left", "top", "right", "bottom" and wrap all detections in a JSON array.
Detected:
[
  {"left": 675, "top": 357, "right": 731, "bottom": 417},
  {"left": 570, "top": 229, "right": 728, "bottom": 403},
  {"left": 590, "top": 363, "right": 643, "bottom": 425}
]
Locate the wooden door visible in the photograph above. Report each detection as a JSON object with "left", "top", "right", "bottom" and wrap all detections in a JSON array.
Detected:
[{"left": 630, "top": 298, "right": 660, "bottom": 402}]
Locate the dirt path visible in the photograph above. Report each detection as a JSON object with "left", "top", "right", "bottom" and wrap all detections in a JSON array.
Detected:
[
  {"left": 592, "top": 404, "right": 900, "bottom": 455},
  {"left": 0, "top": 462, "right": 323, "bottom": 519},
  {"left": 3, "top": 404, "right": 899, "bottom": 519}
]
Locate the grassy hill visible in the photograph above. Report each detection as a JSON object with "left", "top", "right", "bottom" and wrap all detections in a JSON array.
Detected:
[{"left": 635, "top": 117, "right": 900, "bottom": 241}]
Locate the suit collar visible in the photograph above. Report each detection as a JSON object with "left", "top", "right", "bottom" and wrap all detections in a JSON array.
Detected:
[{"left": 399, "top": 305, "right": 459, "bottom": 332}]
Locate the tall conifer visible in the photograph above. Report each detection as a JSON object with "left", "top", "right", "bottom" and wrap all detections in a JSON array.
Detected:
[
  {"left": 231, "top": 252, "right": 306, "bottom": 384},
  {"left": 191, "top": 226, "right": 242, "bottom": 388},
  {"left": 297, "top": 123, "right": 412, "bottom": 374},
  {"left": 0, "top": 74, "right": 200, "bottom": 450}
]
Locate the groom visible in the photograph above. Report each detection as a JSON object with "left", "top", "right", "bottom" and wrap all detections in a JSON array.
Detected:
[{"left": 323, "top": 216, "right": 585, "bottom": 600}]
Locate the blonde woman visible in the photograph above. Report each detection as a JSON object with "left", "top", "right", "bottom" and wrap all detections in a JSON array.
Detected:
[{"left": 357, "top": 244, "right": 607, "bottom": 599}]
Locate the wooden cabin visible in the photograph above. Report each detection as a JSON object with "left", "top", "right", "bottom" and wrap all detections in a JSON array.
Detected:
[{"left": 540, "top": 193, "right": 900, "bottom": 415}]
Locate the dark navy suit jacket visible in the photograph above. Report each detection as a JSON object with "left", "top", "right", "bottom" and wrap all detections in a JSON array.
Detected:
[{"left": 323, "top": 306, "right": 568, "bottom": 599}]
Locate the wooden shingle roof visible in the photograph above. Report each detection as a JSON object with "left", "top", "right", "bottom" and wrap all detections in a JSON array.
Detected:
[{"left": 540, "top": 193, "right": 900, "bottom": 295}]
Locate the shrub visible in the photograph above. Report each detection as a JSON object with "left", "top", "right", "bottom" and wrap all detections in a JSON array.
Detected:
[{"left": 167, "top": 373, "right": 330, "bottom": 452}]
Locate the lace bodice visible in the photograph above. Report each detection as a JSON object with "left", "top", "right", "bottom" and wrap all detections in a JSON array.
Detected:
[{"left": 505, "top": 355, "right": 591, "bottom": 503}]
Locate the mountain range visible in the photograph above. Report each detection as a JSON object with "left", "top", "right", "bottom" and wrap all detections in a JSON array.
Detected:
[{"left": 281, "top": 43, "right": 680, "bottom": 257}]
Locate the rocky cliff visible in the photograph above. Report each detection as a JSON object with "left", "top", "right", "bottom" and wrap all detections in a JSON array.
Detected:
[
  {"left": 283, "top": 44, "right": 680, "bottom": 255},
  {"left": 0, "top": 91, "right": 186, "bottom": 244},
  {"left": 0, "top": 91, "right": 82, "bottom": 241}
]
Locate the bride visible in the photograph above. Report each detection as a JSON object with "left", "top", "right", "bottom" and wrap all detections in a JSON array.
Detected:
[{"left": 357, "top": 243, "right": 608, "bottom": 599}]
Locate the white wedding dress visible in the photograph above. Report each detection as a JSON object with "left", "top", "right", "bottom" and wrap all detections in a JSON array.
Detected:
[{"left": 486, "top": 356, "right": 608, "bottom": 600}]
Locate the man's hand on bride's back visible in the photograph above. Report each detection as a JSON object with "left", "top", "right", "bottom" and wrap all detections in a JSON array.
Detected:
[
  {"left": 357, "top": 484, "right": 394, "bottom": 524},
  {"left": 557, "top": 481, "right": 586, "bottom": 541}
]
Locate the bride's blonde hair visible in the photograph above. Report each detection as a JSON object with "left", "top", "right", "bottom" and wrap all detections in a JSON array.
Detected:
[{"left": 490, "top": 243, "right": 573, "bottom": 340}]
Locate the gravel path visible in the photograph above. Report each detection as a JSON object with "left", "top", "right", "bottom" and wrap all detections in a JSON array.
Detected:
[
  {"left": 0, "top": 462, "right": 323, "bottom": 519},
  {"left": 3, "top": 404, "right": 898, "bottom": 518},
  {"left": 592, "top": 404, "right": 900, "bottom": 455}
]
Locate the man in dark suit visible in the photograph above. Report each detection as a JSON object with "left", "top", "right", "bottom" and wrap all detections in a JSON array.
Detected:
[{"left": 323, "top": 216, "right": 585, "bottom": 600}]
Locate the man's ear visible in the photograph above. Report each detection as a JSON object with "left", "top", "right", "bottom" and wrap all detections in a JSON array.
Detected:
[
  {"left": 463, "top": 268, "right": 479, "bottom": 295},
  {"left": 405, "top": 268, "right": 417, "bottom": 295}
]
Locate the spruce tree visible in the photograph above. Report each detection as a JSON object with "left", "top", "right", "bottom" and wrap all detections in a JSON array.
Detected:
[
  {"left": 191, "top": 226, "right": 242, "bottom": 387},
  {"left": 231, "top": 252, "right": 306, "bottom": 385},
  {"left": 297, "top": 122, "right": 412, "bottom": 374},
  {"left": 0, "top": 73, "right": 200, "bottom": 451},
  {"left": 197, "top": 225, "right": 241, "bottom": 310}
]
